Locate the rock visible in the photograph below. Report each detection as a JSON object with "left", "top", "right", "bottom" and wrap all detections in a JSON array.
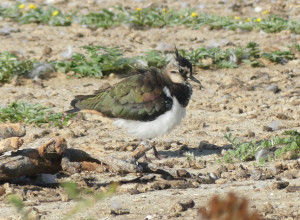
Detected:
[
  {"left": 262, "top": 202, "right": 274, "bottom": 214},
  {"left": 61, "top": 193, "right": 69, "bottom": 202},
  {"left": 282, "top": 151, "right": 294, "bottom": 160},
  {"left": 225, "top": 164, "right": 235, "bottom": 170},
  {"left": 0, "top": 186, "right": 5, "bottom": 196},
  {"left": 215, "top": 178, "right": 227, "bottom": 184},
  {"left": 270, "top": 181, "right": 289, "bottom": 190},
  {"left": 43, "top": 46, "right": 52, "bottom": 55},
  {"left": 171, "top": 199, "right": 195, "bottom": 212},
  {"left": 265, "top": 84, "right": 280, "bottom": 93},
  {"left": 287, "top": 161, "right": 300, "bottom": 170},
  {"left": 0, "top": 123, "right": 26, "bottom": 139},
  {"left": 269, "top": 164, "right": 281, "bottom": 175},
  {"left": 234, "top": 165, "right": 248, "bottom": 179},
  {"left": 276, "top": 113, "right": 290, "bottom": 120},
  {"left": 27, "top": 207, "right": 40, "bottom": 220},
  {"left": 110, "top": 208, "right": 130, "bottom": 215},
  {"left": 221, "top": 172, "right": 232, "bottom": 179},
  {"left": 214, "top": 165, "right": 228, "bottom": 178},
  {"left": 286, "top": 185, "right": 300, "bottom": 193},
  {"left": 243, "top": 131, "right": 255, "bottom": 138},
  {"left": 251, "top": 168, "right": 262, "bottom": 180},
  {"left": 283, "top": 169, "right": 299, "bottom": 179},
  {"left": 0, "top": 137, "right": 24, "bottom": 154},
  {"left": 263, "top": 126, "right": 273, "bottom": 132},
  {"left": 267, "top": 120, "right": 281, "bottom": 131}
]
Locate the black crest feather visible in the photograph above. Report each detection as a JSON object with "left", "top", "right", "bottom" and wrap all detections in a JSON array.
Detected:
[{"left": 174, "top": 47, "right": 192, "bottom": 72}]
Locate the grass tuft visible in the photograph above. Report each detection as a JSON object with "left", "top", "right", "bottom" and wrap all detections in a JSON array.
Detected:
[{"left": 0, "top": 102, "right": 74, "bottom": 127}]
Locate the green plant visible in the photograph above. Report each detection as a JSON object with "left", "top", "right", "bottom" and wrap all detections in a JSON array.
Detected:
[
  {"left": 0, "top": 102, "right": 74, "bottom": 127},
  {"left": 262, "top": 50, "right": 295, "bottom": 64},
  {"left": 223, "top": 131, "right": 300, "bottom": 163},
  {"left": 0, "top": 52, "right": 34, "bottom": 82},
  {"left": 1, "top": 4, "right": 300, "bottom": 33},
  {"left": 54, "top": 46, "right": 137, "bottom": 77},
  {"left": 7, "top": 195, "right": 34, "bottom": 220},
  {"left": 0, "top": 3, "right": 72, "bottom": 26}
]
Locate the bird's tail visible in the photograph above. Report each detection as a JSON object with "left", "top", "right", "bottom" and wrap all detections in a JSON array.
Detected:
[{"left": 65, "top": 95, "right": 95, "bottom": 114}]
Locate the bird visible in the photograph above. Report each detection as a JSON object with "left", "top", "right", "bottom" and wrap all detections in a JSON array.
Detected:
[{"left": 67, "top": 48, "right": 200, "bottom": 159}]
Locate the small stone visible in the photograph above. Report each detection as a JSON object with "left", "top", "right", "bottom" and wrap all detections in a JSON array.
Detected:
[
  {"left": 221, "top": 172, "right": 232, "bottom": 179},
  {"left": 286, "top": 185, "right": 300, "bottom": 193},
  {"left": 43, "top": 46, "right": 52, "bottom": 55},
  {"left": 263, "top": 126, "right": 273, "bottom": 132},
  {"left": 274, "top": 161, "right": 283, "bottom": 169},
  {"left": 287, "top": 161, "right": 300, "bottom": 170},
  {"left": 108, "top": 73, "right": 117, "bottom": 79},
  {"left": 234, "top": 165, "right": 248, "bottom": 179},
  {"left": 214, "top": 165, "right": 228, "bottom": 178},
  {"left": 267, "top": 120, "right": 281, "bottom": 131},
  {"left": 110, "top": 208, "right": 130, "bottom": 215},
  {"left": 225, "top": 164, "right": 235, "bottom": 170},
  {"left": 282, "top": 151, "right": 294, "bottom": 160},
  {"left": 215, "top": 178, "right": 227, "bottom": 184},
  {"left": 276, "top": 113, "right": 290, "bottom": 120},
  {"left": 262, "top": 202, "right": 274, "bottom": 214},
  {"left": 61, "top": 194, "right": 69, "bottom": 202},
  {"left": 163, "top": 143, "right": 172, "bottom": 150},
  {"left": 251, "top": 168, "right": 262, "bottom": 180},
  {"left": 221, "top": 149, "right": 227, "bottom": 155},
  {"left": 27, "top": 207, "right": 40, "bottom": 220},
  {"left": 0, "top": 186, "right": 5, "bottom": 196},
  {"left": 171, "top": 199, "right": 195, "bottom": 212},
  {"left": 265, "top": 84, "right": 280, "bottom": 93},
  {"left": 126, "top": 145, "right": 134, "bottom": 151},
  {"left": 271, "top": 181, "right": 289, "bottom": 190},
  {"left": 283, "top": 169, "right": 299, "bottom": 179},
  {"left": 244, "top": 131, "right": 255, "bottom": 138}
]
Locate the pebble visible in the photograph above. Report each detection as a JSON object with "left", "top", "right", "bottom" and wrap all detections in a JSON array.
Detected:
[
  {"left": 234, "top": 165, "right": 248, "bottom": 179},
  {"left": 270, "top": 181, "right": 289, "bottom": 190},
  {"left": 221, "top": 172, "right": 232, "bottom": 179},
  {"left": 214, "top": 165, "right": 228, "bottom": 178},
  {"left": 110, "top": 208, "right": 130, "bottom": 215},
  {"left": 225, "top": 164, "right": 235, "bottom": 170},
  {"left": 61, "top": 193, "right": 69, "bottom": 202},
  {"left": 171, "top": 199, "right": 195, "bottom": 212},
  {"left": 265, "top": 84, "right": 280, "bottom": 93},
  {"left": 215, "top": 178, "right": 227, "bottom": 184},
  {"left": 251, "top": 168, "right": 262, "bottom": 180},
  {"left": 267, "top": 120, "right": 281, "bottom": 131},
  {"left": 286, "top": 185, "right": 300, "bottom": 193},
  {"left": 43, "top": 46, "right": 52, "bottom": 55},
  {"left": 262, "top": 202, "right": 274, "bottom": 214},
  {"left": 263, "top": 126, "right": 273, "bottom": 132}
]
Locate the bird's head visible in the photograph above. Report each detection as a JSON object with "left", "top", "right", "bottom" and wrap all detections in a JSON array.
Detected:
[{"left": 164, "top": 47, "right": 200, "bottom": 84}]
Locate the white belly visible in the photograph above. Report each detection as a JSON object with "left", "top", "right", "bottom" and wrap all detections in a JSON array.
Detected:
[{"left": 113, "top": 97, "right": 186, "bottom": 139}]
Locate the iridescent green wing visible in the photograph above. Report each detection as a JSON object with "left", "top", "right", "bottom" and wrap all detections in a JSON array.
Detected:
[{"left": 73, "top": 73, "right": 173, "bottom": 121}]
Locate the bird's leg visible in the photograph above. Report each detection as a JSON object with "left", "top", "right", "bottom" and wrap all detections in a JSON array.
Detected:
[
  {"left": 130, "top": 140, "right": 167, "bottom": 162},
  {"left": 152, "top": 145, "right": 167, "bottom": 160},
  {"left": 148, "top": 139, "right": 167, "bottom": 160}
]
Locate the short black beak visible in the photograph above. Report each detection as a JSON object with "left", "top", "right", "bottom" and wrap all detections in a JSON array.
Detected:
[{"left": 189, "top": 75, "right": 201, "bottom": 84}]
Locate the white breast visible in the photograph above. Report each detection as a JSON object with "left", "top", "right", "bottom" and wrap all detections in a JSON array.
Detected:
[{"left": 113, "top": 87, "right": 186, "bottom": 139}]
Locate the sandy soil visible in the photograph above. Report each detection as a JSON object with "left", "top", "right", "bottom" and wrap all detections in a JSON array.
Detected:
[{"left": 0, "top": 0, "right": 300, "bottom": 219}]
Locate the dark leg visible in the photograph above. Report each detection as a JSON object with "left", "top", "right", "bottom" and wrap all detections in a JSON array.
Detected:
[{"left": 152, "top": 146, "right": 167, "bottom": 160}]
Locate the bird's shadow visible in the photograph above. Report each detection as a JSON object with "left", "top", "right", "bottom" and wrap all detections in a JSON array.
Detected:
[{"left": 156, "top": 142, "right": 233, "bottom": 158}]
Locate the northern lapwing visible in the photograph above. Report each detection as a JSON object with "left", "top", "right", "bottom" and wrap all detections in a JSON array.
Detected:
[{"left": 67, "top": 48, "right": 200, "bottom": 159}]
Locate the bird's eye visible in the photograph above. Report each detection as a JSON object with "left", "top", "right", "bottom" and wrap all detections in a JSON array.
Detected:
[{"left": 179, "top": 69, "right": 184, "bottom": 74}]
